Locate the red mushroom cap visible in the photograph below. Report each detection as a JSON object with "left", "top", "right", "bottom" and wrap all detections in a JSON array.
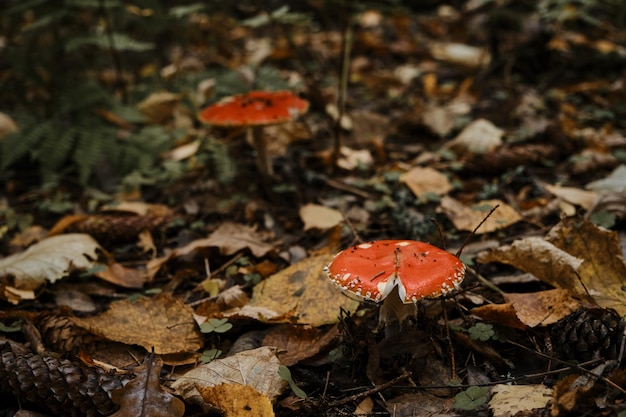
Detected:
[
  {"left": 198, "top": 90, "right": 309, "bottom": 127},
  {"left": 324, "top": 240, "right": 465, "bottom": 303}
]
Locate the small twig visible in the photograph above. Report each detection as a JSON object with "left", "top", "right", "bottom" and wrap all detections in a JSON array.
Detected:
[
  {"left": 455, "top": 205, "right": 499, "bottom": 258},
  {"left": 328, "top": 370, "right": 412, "bottom": 407},
  {"left": 465, "top": 265, "right": 505, "bottom": 296},
  {"left": 507, "top": 339, "right": 626, "bottom": 396},
  {"left": 334, "top": 11, "right": 355, "bottom": 167}
]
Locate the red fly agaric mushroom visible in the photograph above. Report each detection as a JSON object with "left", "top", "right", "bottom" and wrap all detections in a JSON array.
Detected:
[
  {"left": 324, "top": 240, "right": 465, "bottom": 323},
  {"left": 199, "top": 90, "right": 309, "bottom": 177}
]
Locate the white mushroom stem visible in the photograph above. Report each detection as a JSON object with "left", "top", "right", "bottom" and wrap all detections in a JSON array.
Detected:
[
  {"left": 251, "top": 126, "right": 272, "bottom": 177},
  {"left": 379, "top": 286, "right": 417, "bottom": 324}
]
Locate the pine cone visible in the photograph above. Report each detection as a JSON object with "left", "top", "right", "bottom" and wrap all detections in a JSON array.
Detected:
[
  {"left": 38, "top": 314, "right": 98, "bottom": 355},
  {"left": 551, "top": 307, "right": 625, "bottom": 362},
  {"left": 0, "top": 340, "right": 124, "bottom": 417}
]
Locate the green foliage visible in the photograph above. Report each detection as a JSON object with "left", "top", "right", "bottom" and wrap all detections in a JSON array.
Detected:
[
  {"left": 278, "top": 365, "right": 307, "bottom": 399},
  {"left": 200, "top": 349, "right": 222, "bottom": 363},
  {"left": 589, "top": 210, "right": 616, "bottom": 229},
  {"left": 468, "top": 323, "right": 496, "bottom": 342},
  {"left": 453, "top": 386, "right": 489, "bottom": 411},
  {"left": 1, "top": 114, "right": 174, "bottom": 188},
  {"left": 200, "top": 318, "right": 233, "bottom": 334}
]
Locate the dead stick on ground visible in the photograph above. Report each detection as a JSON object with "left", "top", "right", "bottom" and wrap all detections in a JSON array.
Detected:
[{"left": 328, "top": 370, "right": 412, "bottom": 407}]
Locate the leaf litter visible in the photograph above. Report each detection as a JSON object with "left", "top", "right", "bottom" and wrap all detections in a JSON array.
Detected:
[{"left": 1, "top": 2, "right": 626, "bottom": 417}]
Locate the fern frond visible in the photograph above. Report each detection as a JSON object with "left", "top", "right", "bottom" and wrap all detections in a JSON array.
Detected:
[
  {"left": 38, "top": 124, "right": 78, "bottom": 181},
  {"left": 73, "top": 125, "right": 113, "bottom": 185},
  {"left": 1, "top": 119, "right": 54, "bottom": 170}
]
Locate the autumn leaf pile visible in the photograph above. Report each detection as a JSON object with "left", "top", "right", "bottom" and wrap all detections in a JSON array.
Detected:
[{"left": 2, "top": 2, "right": 626, "bottom": 417}]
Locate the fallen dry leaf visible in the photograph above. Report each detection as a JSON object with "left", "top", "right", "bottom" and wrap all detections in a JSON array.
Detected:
[
  {"left": 438, "top": 197, "right": 520, "bottom": 233},
  {"left": 147, "top": 222, "right": 274, "bottom": 278},
  {"left": 547, "top": 218, "right": 626, "bottom": 315},
  {"left": 472, "top": 289, "right": 581, "bottom": 329},
  {"left": 71, "top": 292, "right": 203, "bottom": 355},
  {"left": 336, "top": 146, "right": 374, "bottom": 170},
  {"left": 479, "top": 218, "right": 626, "bottom": 315},
  {"left": 0, "top": 234, "right": 101, "bottom": 291},
  {"left": 110, "top": 352, "right": 185, "bottom": 417},
  {"left": 138, "top": 91, "right": 181, "bottom": 124},
  {"left": 196, "top": 383, "right": 274, "bottom": 417},
  {"left": 478, "top": 237, "right": 583, "bottom": 294},
  {"left": 586, "top": 164, "right": 626, "bottom": 192},
  {"left": 400, "top": 166, "right": 452, "bottom": 198},
  {"left": 543, "top": 184, "right": 598, "bottom": 211},
  {"left": 95, "top": 262, "right": 148, "bottom": 289},
  {"left": 489, "top": 384, "right": 552, "bottom": 417},
  {"left": 246, "top": 254, "right": 359, "bottom": 326},
  {"left": 262, "top": 324, "right": 339, "bottom": 366},
  {"left": 172, "top": 346, "right": 287, "bottom": 410},
  {"left": 444, "top": 118, "right": 503, "bottom": 155},
  {"left": 299, "top": 204, "right": 343, "bottom": 231}
]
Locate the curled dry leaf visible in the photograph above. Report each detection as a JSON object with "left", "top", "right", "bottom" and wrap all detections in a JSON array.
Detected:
[
  {"left": 438, "top": 197, "right": 520, "bottom": 233},
  {"left": 479, "top": 218, "right": 626, "bottom": 315},
  {"left": 172, "top": 346, "right": 287, "bottom": 410},
  {"left": 246, "top": 254, "right": 359, "bottom": 326},
  {"left": 472, "top": 289, "right": 581, "bottom": 329},
  {"left": 110, "top": 353, "right": 185, "bottom": 417},
  {"left": 586, "top": 164, "right": 626, "bottom": 192},
  {"left": 71, "top": 293, "right": 203, "bottom": 355},
  {"left": 137, "top": 91, "right": 181, "bottom": 124},
  {"left": 444, "top": 118, "right": 503, "bottom": 155},
  {"left": 299, "top": 204, "right": 343, "bottom": 231},
  {"left": 196, "top": 383, "right": 274, "bottom": 417},
  {"left": 399, "top": 167, "right": 452, "bottom": 198},
  {"left": 0, "top": 234, "right": 101, "bottom": 291}
]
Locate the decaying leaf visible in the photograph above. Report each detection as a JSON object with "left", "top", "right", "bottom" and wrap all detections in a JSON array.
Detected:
[
  {"left": 479, "top": 218, "right": 626, "bottom": 315},
  {"left": 110, "top": 352, "right": 185, "bottom": 417},
  {"left": 472, "top": 289, "right": 581, "bottom": 329},
  {"left": 478, "top": 237, "right": 584, "bottom": 294},
  {"left": 547, "top": 218, "right": 626, "bottom": 315},
  {"left": 336, "top": 146, "right": 374, "bottom": 170},
  {"left": 299, "top": 204, "right": 343, "bottom": 231},
  {"left": 0, "top": 234, "right": 101, "bottom": 291},
  {"left": 147, "top": 222, "right": 274, "bottom": 278},
  {"left": 196, "top": 383, "right": 274, "bottom": 417},
  {"left": 438, "top": 197, "right": 520, "bottom": 233},
  {"left": 71, "top": 292, "right": 203, "bottom": 355},
  {"left": 399, "top": 167, "right": 452, "bottom": 198},
  {"left": 246, "top": 254, "right": 359, "bottom": 326},
  {"left": 172, "top": 346, "right": 287, "bottom": 410},
  {"left": 489, "top": 384, "right": 552, "bottom": 417},
  {"left": 262, "top": 324, "right": 340, "bottom": 366},
  {"left": 586, "top": 164, "right": 626, "bottom": 192}
]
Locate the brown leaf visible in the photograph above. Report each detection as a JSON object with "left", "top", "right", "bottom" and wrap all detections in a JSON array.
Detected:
[
  {"left": 438, "top": 197, "right": 520, "bottom": 233},
  {"left": 399, "top": 166, "right": 452, "bottom": 198},
  {"left": 246, "top": 254, "right": 359, "bottom": 326},
  {"left": 110, "top": 352, "right": 185, "bottom": 417},
  {"left": 196, "top": 383, "right": 274, "bottom": 417},
  {"left": 172, "top": 346, "right": 286, "bottom": 409},
  {"left": 503, "top": 289, "right": 581, "bottom": 327},
  {"left": 478, "top": 237, "right": 584, "bottom": 294},
  {"left": 95, "top": 262, "right": 148, "bottom": 289},
  {"left": 71, "top": 293, "right": 203, "bottom": 355},
  {"left": 299, "top": 204, "right": 343, "bottom": 231},
  {"left": 471, "top": 303, "right": 527, "bottom": 330},
  {"left": 262, "top": 324, "right": 339, "bottom": 366},
  {"left": 546, "top": 218, "right": 626, "bottom": 315}
]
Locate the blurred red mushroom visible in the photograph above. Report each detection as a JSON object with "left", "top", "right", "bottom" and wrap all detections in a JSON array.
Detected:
[
  {"left": 324, "top": 240, "right": 465, "bottom": 323},
  {"left": 199, "top": 90, "right": 309, "bottom": 177}
]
